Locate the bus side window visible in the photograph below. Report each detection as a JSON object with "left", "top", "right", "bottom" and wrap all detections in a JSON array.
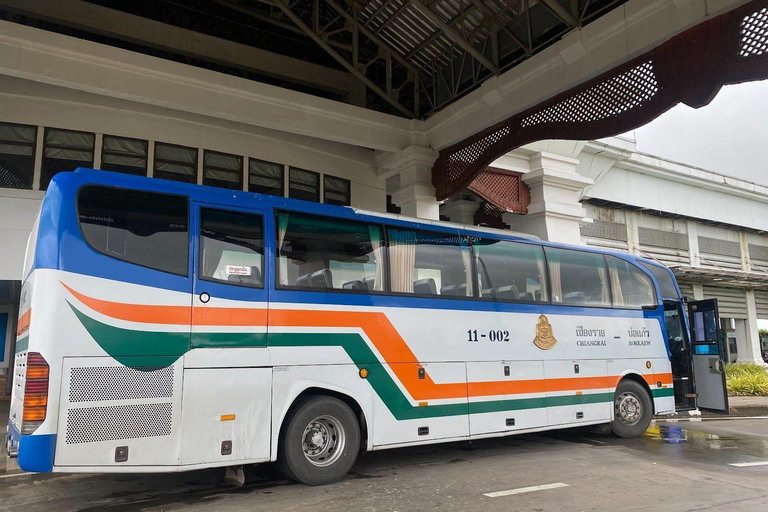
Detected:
[
  {"left": 472, "top": 238, "right": 548, "bottom": 302},
  {"left": 276, "top": 211, "right": 385, "bottom": 293},
  {"left": 199, "top": 208, "right": 264, "bottom": 288},
  {"left": 606, "top": 256, "right": 657, "bottom": 308},
  {"left": 545, "top": 247, "right": 611, "bottom": 307},
  {"left": 387, "top": 228, "right": 473, "bottom": 298},
  {"left": 78, "top": 185, "right": 189, "bottom": 276}
]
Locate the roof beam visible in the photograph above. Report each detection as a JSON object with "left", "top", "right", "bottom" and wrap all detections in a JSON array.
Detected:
[
  {"left": 409, "top": 0, "right": 498, "bottom": 74},
  {"left": 538, "top": 0, "right": 580, "bottom": 28},
  {"left": 1, "top": 0, "right": 361, "bottom": 96},
  {"left": 263, "top": 0, "right": 415, "bottom": 117}
]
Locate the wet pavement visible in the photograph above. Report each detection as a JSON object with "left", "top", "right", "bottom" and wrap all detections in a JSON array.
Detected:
[{"left": 2, "top": 417, "right": 768, "bottom": 511}]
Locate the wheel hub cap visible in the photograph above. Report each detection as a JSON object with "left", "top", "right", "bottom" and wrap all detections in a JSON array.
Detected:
[
  {"left": 616, "top": 392, "right": 643, "bottom": 426},
  {"left": 301, "top": 415, "right": 346, "bottom": 467}
]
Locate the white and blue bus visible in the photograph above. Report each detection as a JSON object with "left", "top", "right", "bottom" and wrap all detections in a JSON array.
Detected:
[{"left": 8, "top": 168, "right": 687, "bottom": 485}]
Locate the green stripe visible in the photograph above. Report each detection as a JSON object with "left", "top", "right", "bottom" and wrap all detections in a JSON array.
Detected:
[
  {"left": 269, "top": 333, "right": 614, "bottom": 420},
  {"left": 70, "top": 304, "right": 619, "bottom": 419},
  {"left": 15, "top": 334, "right": 29, "bottom": 353},
  {"left": 652, "top": 387, "right": 674, "bottom": 398}
]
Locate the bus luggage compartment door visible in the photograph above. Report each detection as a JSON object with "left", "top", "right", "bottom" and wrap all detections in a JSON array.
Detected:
[
  {"left": 544, "top": 359, "right": 611, "bottom": 426},
  {"left": 55, "top": 357, "right": 184, "bottom": 468},
  {"left": 467, "top": 361, "right": 547, "bottom": 436},
  {"left": 179, "top": 367, "right": 272, "bottom": 465},
  {"left": 371, "top": 362, "right": 469, "bottom": 447}
]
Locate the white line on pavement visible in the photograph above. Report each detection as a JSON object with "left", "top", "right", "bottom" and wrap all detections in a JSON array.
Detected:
[
  {"left": 484, "top": 482, "right": 569, "bottom": 498},
  {"left": 729, "top": 461, "right": 768, "bottom": 468},
  {"left": 0, "top": 472, "right": 37, "bottom": 480}
]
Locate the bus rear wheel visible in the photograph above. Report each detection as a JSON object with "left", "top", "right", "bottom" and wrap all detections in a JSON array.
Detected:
[
  {"left": 277, "top": 396, "right": 360, "bottom": 486},
  {"left": 611, "top": 380, "right": 653, "bottom": 438}
]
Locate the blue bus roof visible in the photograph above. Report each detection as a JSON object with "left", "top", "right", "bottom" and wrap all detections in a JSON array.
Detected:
[{"left": 47, "top": 168, "right": 676, "bottom": 276}]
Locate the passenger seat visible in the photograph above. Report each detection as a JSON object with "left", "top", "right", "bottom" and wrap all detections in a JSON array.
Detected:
[
  {"left": 310, "top": 269, "right": 333, "bottom": 289},
  {"left": 413, "top": 278, "right": 437, "bottom": 295}
]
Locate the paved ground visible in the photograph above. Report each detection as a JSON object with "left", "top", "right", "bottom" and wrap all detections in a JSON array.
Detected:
[{"left": 3, "top": 413, "right": 768, "bottom": 512}]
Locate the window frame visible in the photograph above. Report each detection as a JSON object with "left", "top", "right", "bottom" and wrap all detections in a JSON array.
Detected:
[
  {"left": 248, "top": 157, "right": 285, "bottom": 197},
  {"left": 153, "top": 141, "right": 199, "bottom": 184},
  {"left": 638, "top": 260, "right": 678, "bottom": 300},
  {"left": 288, "top": 167, "right": 320, "bottom": 203},
  {"left": 100, "top": 134, "right": 148, "bottom": 176},
  {"left": 471, "top": 235, "right": 552, "bottom": 305},
  {"left": 543, "top": 246, "right": 615, "bottom": 309},
  {"left": 0, "top": 121, "right": 38, "bottom": 190},
  {"left": 198, "top": 206, "right": 265, "bottom": 289},
  {"left": 203, "top": 149, "right": 244, "bottom": 190},
  {"left": 385, "top": 225, "right": 476, "bottom": 301},
  {"left": 76, "top": 184, "right": 190, "bottom": 277},
  {"left": 607, "top": 256, "right": 659, "bottom": 309},
  {"left": 41, "top": 127, "right": 96, "bottom": 190},
  {"left": 274, "top": 209, "right": 390, "bottom": 296},
  {"left": 323, "top": 174, "right": 351, "bottom": 206}
]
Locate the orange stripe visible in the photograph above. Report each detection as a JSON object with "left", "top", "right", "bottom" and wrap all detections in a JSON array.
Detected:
[
  {"left": 17, "top": 308, "right": 31, "bottom": 337},
  {"left": 63, "top": 283, "right": 671, "bottom": 400},
  {"left": 61, "top": 281, "right": 267, "bottom": 326}
]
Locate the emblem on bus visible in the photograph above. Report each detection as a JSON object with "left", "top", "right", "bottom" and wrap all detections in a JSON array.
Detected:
[{"left": 533, "top": 314, "right": 557, "bottom": 350}]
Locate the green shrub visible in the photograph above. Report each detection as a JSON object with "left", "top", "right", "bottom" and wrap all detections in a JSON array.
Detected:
[{"left": 725, "top": 363, "right": 768, "bottom": 396}]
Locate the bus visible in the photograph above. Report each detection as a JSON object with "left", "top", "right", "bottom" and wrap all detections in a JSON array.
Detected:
[{"left": 7, "top": 168, "right": 680, "bottom": 485}]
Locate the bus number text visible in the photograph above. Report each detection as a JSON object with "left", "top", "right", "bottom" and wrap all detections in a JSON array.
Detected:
[{"left": 467, "top": 329, "right": 510, "bottom": 342}]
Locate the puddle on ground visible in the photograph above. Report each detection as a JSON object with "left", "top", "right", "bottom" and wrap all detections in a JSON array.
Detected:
[{"left": 644, "top": 424, "right": 736, "bottom": 444}]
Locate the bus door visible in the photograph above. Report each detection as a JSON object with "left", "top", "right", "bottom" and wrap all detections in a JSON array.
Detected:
[
  {"left": 180, "top": 203, "right": 273, "bottom": 466},
  {"left": 189, "top": 204, "right": 270, "bottom": 349},
  {"left": 687, "top": 299, "right": 729, "bottom": 413},
  {"left": 664, "top": 301, "right": 696, "bottom": 410}
]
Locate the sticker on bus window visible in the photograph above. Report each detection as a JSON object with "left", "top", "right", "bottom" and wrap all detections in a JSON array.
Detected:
[{"left": 226, "top": 265, "right": 251, "bottom": 276}]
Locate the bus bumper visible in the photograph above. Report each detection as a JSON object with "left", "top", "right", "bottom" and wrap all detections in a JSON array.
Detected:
[{"left": 6, "top": 421, "right": 56, "bottom": 473}]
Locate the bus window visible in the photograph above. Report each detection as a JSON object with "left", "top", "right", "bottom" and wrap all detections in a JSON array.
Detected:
[
  {"left": 606, "top": 256, "right": 657, "bottom": 308},
  {"left": 639, "top": 261, "right": 680, "bottom": 299},
  {"left": 78, "top": 186, "right": 188, "bottom": 275},
  {"left": 199, "top": 208, "right": 264, "bottom": 288},
  {"left": 472, "top": 238, "right": 548, "bottom": 302},
  {"left": 388, "top": 228, "right": 472, "bottom": 297},
  {"left": 276, "top": 212, "right": 385, "bottom": 293},
  {"left": 545, "top": 247, "right": 611, "bottom": 307}
]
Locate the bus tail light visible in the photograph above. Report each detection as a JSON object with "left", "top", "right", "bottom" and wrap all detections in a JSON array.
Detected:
[{"left": 21, "top": 352, "right": 49, "bottom": 434}]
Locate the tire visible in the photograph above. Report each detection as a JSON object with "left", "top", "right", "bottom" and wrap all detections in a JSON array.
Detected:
[
  {"left": 277, "top": 396, "right": 360, "bottom": 486},
  {"left": 611, "top": 379, "right": 653, "bottom": 438}
]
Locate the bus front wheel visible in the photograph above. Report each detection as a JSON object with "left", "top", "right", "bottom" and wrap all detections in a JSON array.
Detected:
[
  {"left": 277, "top": 396, "right": 360, "bottom": 486},
  {"left": 611, "top": 380, "right": 653, "bottom": 438}
]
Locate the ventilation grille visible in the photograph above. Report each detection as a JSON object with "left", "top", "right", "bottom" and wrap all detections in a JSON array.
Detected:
[
  {"left": 581, "top": 220, "right": 628, "bottom": 242},
  {"left": 698, "top": 236, "right": 740, "bottom": 258},
  {"left": 638, "top": 227, "right": 688, "bottom": 251},
  {"left": 65, "top": 403, "right": 172, "bottom": 444},
  {"left": 749, "top": 243, "right": 768, "bottom": 262},
  {"left": 69, "top": 366, "right": 174, "bottom": 402}
]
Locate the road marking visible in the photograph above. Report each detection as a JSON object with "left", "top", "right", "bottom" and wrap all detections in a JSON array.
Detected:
[
  {"left": 729, "top": 461, "right": 768, "bottom": 468},
  {"left": 484, "top": 482, "right": 569, "bottom": 498},
  {"left": 0, "top": 472, "right": 37, "bottom": 480}
]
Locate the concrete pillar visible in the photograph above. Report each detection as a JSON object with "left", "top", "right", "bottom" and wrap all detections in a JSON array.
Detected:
[
  {"left": 626, "top": 211, "right": 640, "bottom": 255},
  {"left": 377, "top": 146, "right": 440, "bottom": 220},
  {"left": 503, "top": 152, "right": 593, "bottom": 245},
  {"left": 743, "top": 290, "right": 766, "bottom": 364},
  {"left": 441, "top": 199, "right": 479, "bottom": 225},
  {"left": 739, "top": 232, "right": 751, "bottom": 272},
  {"left": 687, "top": 221, "right": 700, "bottom": 267}
]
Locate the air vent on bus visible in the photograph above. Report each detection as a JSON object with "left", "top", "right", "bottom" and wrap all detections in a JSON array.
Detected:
[
  {"left": 65, "top": 403, "right": 172, "bottom": 444},
  {"left": 69, "top": 366, "right": 173, "bottom": 402}
]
